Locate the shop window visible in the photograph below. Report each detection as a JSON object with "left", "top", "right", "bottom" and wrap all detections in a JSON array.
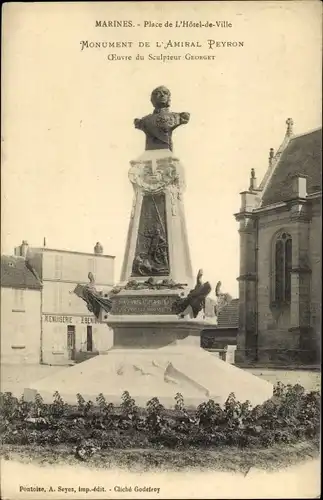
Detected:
[
  {"left": 54, "top": 285, "right": 63, "bottom": 311},
  {"left": 54, "top": 255, "right": 63, "bottom": 279},
  {"left": 88, "top": 258, "right": 97, "bottom": 277}
]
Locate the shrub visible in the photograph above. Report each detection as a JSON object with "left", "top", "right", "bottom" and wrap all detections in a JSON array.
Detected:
[
  {"left": 196, "top": 399, "right": 224, "bottom": 430},
  {"left": 0, "top": 383, "right": 320, "bottom": 451},
  {"left": 76, "top": 393, "right": 93, "bottom": 417},
  {"left": 50, "top": 391, "right": 68, "bottom": 418},
  {"left": 174, "top": 392, "right": 185, "bottom": 411},
  {"left": 117, "top": 391, "right": 140, "bottom": 430},
  {"left": 146, "top": 397, "right": 168, "bottom": 435}
]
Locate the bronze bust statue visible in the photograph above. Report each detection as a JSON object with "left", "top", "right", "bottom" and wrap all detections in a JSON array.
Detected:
[{"left": 134, "top": 86, "right": 190, "bottom": 152}]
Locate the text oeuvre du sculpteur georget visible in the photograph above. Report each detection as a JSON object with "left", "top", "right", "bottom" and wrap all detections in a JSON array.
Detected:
[{"left": 79, "top": 19, "right": 245, "bottom": 62}]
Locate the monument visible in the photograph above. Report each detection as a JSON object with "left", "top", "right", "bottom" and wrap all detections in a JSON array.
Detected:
[
  {"left": 24, "top": 87, "right": 273, "bottom": 408},
  {"left": 99, "top": 85, "right": 215, "bottom": 349}
]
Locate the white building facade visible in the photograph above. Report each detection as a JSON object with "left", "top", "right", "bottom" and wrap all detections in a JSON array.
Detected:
[
  {"left": 1, "top": 241, "right": 115, "bottom": 365},
  {"left": 1, "top": 255, "right": 42, "bottom": 364}
]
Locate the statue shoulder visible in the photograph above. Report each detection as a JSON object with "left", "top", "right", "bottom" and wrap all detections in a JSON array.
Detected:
[
  {"left": 138, "top": 112, "right": 154, "bottom": 122},
  {"left": 179, "top": 112, "right": 190, "bottom": 124},
  {"left": 134, "top": 113, "right": 154, "bottom": 129}
]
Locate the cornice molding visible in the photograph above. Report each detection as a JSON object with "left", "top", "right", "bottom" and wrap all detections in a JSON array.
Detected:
[
  {"left": 290, "top": 267, "right": 312, "bottom": 274},
  {"left": 234, "top": 211, "right": 255, "bottom": 221},
  {"left": 237, "top": 273, "right": 257, "bottom": 282}
]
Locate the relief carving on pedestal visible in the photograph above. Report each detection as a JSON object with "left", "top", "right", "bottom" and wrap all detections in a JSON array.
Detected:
[
  {"left": 129, "top": 156, "right": 184, "bottom": 195},
  {"left": 131, "top": 192, "right": 170, "bottom": 277}
]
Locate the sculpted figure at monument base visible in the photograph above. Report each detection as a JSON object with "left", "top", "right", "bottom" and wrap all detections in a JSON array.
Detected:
[
  {"left": 172, "top": 269, "right": 212, "bottom": 319},
  {"left": 72, "top": 273, "right": 112, "bottom": 319}
]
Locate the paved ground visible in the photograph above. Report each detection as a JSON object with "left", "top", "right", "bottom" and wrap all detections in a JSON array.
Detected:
[
  {"left": 245, "top": 368, "right": 321, "bottom": 392},
  {"left": 1, "top": 363, "right": 320, "bottom": 398},
  {"left": 1, "top": 364, "right": 65, "bottom": 397}
]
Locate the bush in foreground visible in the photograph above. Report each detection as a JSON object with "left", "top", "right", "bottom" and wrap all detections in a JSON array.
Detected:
[{"left": 0, "top": 383, "right": 320, "bottom": 451}]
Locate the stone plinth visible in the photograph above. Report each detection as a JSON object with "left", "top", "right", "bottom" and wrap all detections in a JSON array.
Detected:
[
  {"left": 101, "top": 287, "right": 207, "bottom": 347},
  {"left": 24, "top": 338, "right": 273, "bottom": 408}
]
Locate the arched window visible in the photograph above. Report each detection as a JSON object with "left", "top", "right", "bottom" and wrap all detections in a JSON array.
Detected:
[{"left": 274, "top": 232, "right": 292, "bottom": 304}]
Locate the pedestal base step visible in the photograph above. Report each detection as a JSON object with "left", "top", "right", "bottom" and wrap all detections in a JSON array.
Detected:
[{"left": 24, "top": 339, "right": 273, "bottom": 408}]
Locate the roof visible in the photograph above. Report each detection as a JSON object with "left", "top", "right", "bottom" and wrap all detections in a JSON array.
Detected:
[
  {"left": 261, "top": 128, "right": 322, "bottom": 207},
  {"left": 217, "top": 299, "right": 239, "bottom": 329},
  {"left": 1, "top": 255, "right": 42, "bottom": 290},
  {"left": 27, "top": 247, "right": 115, "bottom": 259},
  {"left": 25, "top": 252, "right": 43, "bottom": 280}
]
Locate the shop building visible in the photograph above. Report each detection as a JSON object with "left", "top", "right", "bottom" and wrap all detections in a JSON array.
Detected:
[{"left": 1, "top": 241, "right": 115, "bottom": 365}]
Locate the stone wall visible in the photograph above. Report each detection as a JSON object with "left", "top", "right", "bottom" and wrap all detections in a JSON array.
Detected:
[
  {"left": 256, "top": 210, "right": 294, "bottom": 362},
  {"left": 238, "top": 199, "right": 321, "bottom": 365},
  {"left": 1, "top": 287, "right": 41, "bottom": 364},
  {"left": 309, "top": 203, "right": 321, "bottom": 358}
]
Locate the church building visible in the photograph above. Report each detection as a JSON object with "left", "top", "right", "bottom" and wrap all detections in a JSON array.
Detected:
[{"left": 235, "top": 119, "right": 321, "bottom": 365}]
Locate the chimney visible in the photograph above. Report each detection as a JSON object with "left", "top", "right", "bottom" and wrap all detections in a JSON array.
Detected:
[
  {"left": 268, "top": 148, "right": 274, "bottom": 167},
  {"left": 285, "top": 118, "right": 294, "bottom": 138},
  {"left": 20, "top": 240, "right": 29, "bottom": 258},
  {"left": 43, "top": 237, "right": 47, "bottom": 247},
  {"left": 94, "top": 242, "right": 103, "bottom": 255},
  {"left": 240, "top": 191, "right": 260, "bottom": 212}
]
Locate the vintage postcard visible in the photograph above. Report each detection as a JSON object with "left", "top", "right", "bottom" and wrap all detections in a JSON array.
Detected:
[{"left": 1, "top": 1, "right": 321, "bottom": 499}]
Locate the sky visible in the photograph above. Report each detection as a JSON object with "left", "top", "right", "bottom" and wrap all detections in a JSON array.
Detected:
[{"left": 1, "top": 1, "right": 322, "bottom": 297}]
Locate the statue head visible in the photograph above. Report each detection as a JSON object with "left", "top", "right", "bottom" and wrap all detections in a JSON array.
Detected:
[{"left": 151, "top": 86, "right": 171, "bottom": 109}]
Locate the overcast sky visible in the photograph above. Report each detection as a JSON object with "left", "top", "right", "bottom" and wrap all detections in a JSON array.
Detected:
[{"left": 2, "top": 1, "right": 321, "bottom": 296}]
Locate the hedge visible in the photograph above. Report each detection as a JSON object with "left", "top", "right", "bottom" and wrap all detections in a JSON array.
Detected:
[{"left": 0, "top": 383, "right": 320, "bottom": 454}]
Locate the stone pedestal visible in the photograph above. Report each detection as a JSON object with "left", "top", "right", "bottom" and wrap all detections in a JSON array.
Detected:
[
  {"left": 103, "top": 287, "right": 208, "bottom": 346},
  {"left": 103, "top": 149, "right": 201, "bottom": 347},
  {"left": 120, "top": 150, "right": 193, "bottom": 286},
  {"left": 24, "top": 337, "right": 273, "bottom": 408}
]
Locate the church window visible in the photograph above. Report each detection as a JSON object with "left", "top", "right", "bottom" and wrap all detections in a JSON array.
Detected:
[{"left": 274, "top": 232, "right": 292, "bottom": 303}]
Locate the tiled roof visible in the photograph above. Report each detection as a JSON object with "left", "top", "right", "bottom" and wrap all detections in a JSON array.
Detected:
[
  {"left": 25, "top": 251, "right": 43, "bottom": 280},
  {"left": 217, "top": 299, "right": 239, "bottom": 328},
  {"left": 261, "top": 129, "right": 322, "bottom": 207},
  {"left": 1, "top": 255, "right": 42, "bottom": 290},
  {"left": 27, "top": 246, "right": 115, "bottom": 259}
]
